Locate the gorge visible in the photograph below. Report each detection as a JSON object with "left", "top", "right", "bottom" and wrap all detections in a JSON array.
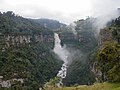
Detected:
[
  {"left": 53, "top": 33, "right": 69, "bottom": 86},
  {"left": 0, "top": 11, "right": 120, "bottom": 90}
]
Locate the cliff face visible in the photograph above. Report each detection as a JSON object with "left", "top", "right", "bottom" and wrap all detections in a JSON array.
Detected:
[
  {"left": 0, "top": 33, "right": 54, "bottom": 48},
  {"left": 58, "top": 18, "right": 98, "bottom": 86},
  {"left": 92, "top": 28, "right": 116, "bottom": 83},
  {"left": 0, "top": 11, "right": 62, "bottom": 89},
  {"left": 94, "top": 16, "right": 120, "bottom": 83},
  {"left": 99, "top": 28, "right": 115, "bottom": 46},
  {"left": 0, "top": 11, "right": 56, "bottom": 50}
]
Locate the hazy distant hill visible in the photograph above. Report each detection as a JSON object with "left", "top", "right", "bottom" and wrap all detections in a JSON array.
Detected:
[{"left": 32, "top": 18, "right": 66, "bottom": 29}]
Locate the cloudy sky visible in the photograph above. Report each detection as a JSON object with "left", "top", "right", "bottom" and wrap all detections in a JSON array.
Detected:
[{"left": 0, "top": 0, "right": 120, "bottom": 24}]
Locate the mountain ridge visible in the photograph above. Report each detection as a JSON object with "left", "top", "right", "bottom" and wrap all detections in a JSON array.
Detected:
[{"left": 31, "top": 18, "right": 66, "bottom": 30}]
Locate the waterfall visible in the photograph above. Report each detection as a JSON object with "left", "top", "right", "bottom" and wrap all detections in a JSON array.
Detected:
[{"left": 53, "top": 33, "right": 69, "bottom": 86}]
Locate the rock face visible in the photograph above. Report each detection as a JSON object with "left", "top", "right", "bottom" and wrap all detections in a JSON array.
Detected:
[
  {"left": 91, "top": 15, "right": 120, "bottom": 83},
  {"left": 0, "top": 11, "right": 62, "bottom": 89},
  {"left": 91, "top": 28, "right": 114, "bottom": 82},
  {"left": 99, "top": 28, "right": 115, "bottom": 46},
  {"left": 0, "top": 76, "right": 24, "bottom": 88},
  {"left": 0, "top": 33, "right": 54, "bottom": 48},
  {"left": 91, "top": 28, "right": 113, "bottom": 83},
  {"left": 91, "top": 62, "right": 103, "bottom": 82}
]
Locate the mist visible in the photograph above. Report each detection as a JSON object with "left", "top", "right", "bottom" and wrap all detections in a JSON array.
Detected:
[
  {"left": 53, "top": 33, "right": 70, "bottom": 64},
  {"left": 0, "top": 0, "right": 119, "bottom": 24},
  {"left": 91, "top": 0, "right": 120, "bottom": 33},
  {"left": 67, "top": 23, "right": 77, "bottom": 35}
]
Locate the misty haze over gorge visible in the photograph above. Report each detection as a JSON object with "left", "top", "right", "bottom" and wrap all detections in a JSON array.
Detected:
[{"left": 0, "top": 0, "right": 120, "bottom": 90}]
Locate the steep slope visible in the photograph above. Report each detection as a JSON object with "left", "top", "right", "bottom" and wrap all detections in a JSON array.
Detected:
[
  {"left": 96, "top": 16, "right": 120, "bottom": 83},
  {"left": 43, "top": 15, "right": 120, "bottom": 90},
  {"left": 0, "top": 11, "right": 62, "bottom": 89},
  {"left": 54, "top": 17, "right": 98, "bottom": 86}
]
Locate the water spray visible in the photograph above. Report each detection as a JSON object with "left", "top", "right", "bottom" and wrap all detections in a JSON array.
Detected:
[{"left": 53, "top": 33, "right": 69, "bottom": 87}]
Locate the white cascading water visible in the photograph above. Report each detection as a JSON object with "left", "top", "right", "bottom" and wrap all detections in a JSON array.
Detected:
[{"left": 53, "top": 33, "right": 69, "bottom": 86}]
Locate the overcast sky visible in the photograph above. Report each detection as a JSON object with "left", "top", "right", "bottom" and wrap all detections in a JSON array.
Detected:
[{"left": 0, "top": 0, "right": 120, "bottom": 24}]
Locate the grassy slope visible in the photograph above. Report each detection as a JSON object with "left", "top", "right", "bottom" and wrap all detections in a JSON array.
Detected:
[{"left": 45, "top": 82, "right": 120, "bottom": 90}]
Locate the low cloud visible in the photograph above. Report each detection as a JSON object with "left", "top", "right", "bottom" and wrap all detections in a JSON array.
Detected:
[
  {"left": 0, "top": 0, "right": 120, "bottom": 24},
  {"left": 91, "top": 0, "right": 120, "bottom": 33}
]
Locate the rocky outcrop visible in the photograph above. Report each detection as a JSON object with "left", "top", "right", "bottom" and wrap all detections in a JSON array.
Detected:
[
  {"left": 93, "top": 27, "right": 118, "bottom": 83},
  {"left": 59, "top": 33, "right": 78, "bottom": 41},
  {"left": 99, "top": 28, "right": 115, "bottom": 46},
  {"left": 0, "top": 33, "right": 54, "bottom": 48},
  {"left": 0, "top": 76, "right": 23, "bottom": 88},
  {"left": 91, "top": 62, "right": 103, "bottom": 83}
]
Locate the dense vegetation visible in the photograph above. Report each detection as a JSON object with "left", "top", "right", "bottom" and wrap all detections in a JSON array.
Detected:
[
  {"left": 98, "top": 42, "right": 120, "bottom": 82},
  {"left": 0, "top": 11, "right": 52, "bottom": 34},
  {"left": 97, "top": 16, "right": 120, "bottom": 83},
  {"left": 0, "top": 43, "right": 62, "bottom": 89},
  {"left": 44, "top": 16, "right": 120, "bottom": 90},
  {"left": 0, "top": 11, "right": 120, "bottom": 89},
  {"left": 57, "top": 18, "right": 98, "bottom": 86},
  {"left": 31, "top": 18, "right": 66, "bottom": 30},
  {"left": 0, "top": 11, "right": 62, "bottom": 89}
]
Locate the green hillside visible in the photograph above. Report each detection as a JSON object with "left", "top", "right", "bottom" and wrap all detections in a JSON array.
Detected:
[
  {"left": 45, "top": 82, "right": 120, "bottom": 90},
  {"left": 0, "top": 11, "right": 62, "bottom": 89}
]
